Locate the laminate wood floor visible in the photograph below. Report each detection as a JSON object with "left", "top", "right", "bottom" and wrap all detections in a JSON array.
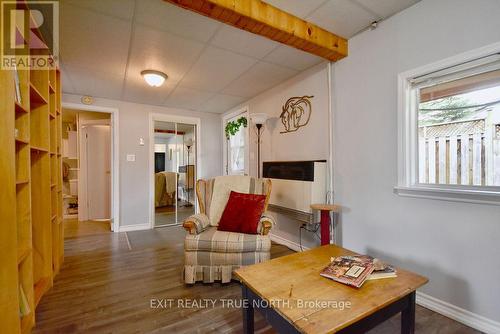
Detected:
[
  {"left": 64, "top": 219, "right": 111, "bottom": 239},
  {"left": 33, "top": 223, "right": 481, "bottom": 333}
]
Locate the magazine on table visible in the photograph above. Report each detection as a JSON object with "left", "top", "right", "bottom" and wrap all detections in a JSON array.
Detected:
[{"left": 320, "top": 255, "right": 375, "bottom": 288}]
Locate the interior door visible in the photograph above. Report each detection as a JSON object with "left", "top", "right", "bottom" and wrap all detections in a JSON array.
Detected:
[{"left": 84, "top": 124, "right": 111, "bottom": 220}]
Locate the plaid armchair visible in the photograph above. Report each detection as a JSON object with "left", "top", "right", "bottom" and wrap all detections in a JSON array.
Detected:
[{"left": 182, "top": 176, "right": 275, "bottom": 284}]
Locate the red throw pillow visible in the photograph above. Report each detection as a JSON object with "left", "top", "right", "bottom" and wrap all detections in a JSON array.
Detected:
[{"left": 218, "top": 191, "right": 266, "bottom": 234}]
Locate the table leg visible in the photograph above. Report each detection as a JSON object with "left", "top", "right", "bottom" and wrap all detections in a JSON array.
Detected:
[
  {"left": 320, "top": 210, "right": 330, "bottom": 245},
  {"left": 401, "top": 291, "right": 416, "bottom": 334},
  {"left": 241, "top": 285, "right": 254, "bottom": 334}
]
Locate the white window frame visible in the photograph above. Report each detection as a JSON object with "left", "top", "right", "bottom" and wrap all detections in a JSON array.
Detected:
[
  {"left": 395, "top": 42, "right": 500, "bottom": 205},
  {"left": 222, "top": 107, "right": 250, "bottom": 176}
]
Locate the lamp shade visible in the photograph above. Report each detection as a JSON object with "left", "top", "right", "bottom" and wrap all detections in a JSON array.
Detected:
[
  {"left": 251, "top": 113, "right": 268, "bottom": 125},
  {"left": 185, "top": 138, "right": 193, "bottom": 147},
  {"left": 141, "top": 70, "right": 167, "bottom": 87}
]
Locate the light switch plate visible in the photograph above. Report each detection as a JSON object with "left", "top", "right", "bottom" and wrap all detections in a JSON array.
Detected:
[
  {"left": 139, "top": 137, "right": 145, "bottom": 146},
  {"left": 126, "top": 154, "right": 136, "bottom": 162}
]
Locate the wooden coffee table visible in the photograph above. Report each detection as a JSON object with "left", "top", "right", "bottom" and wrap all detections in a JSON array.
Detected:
[{"left": 234, "top": 245, "right": 428, "bottom": 334}]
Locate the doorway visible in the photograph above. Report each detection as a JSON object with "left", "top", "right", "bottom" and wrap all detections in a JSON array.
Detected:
[
  {"left": 150, "top": 114, "right": 200, "bottom": 228},
  {"left": 61, "top": 103, "right": 119, "bottom": 234}
]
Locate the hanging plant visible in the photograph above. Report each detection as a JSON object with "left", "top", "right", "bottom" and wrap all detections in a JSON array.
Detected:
[{"left": 225, "top": 116, "right": 247, "bottom": 140}]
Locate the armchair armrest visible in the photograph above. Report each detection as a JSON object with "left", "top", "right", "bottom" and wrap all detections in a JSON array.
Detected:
[
  {"left": 183, "top": 213, "right": 211, "bottom": 235},
  {"left": 258, "top": 213, "right": 275, "bottom": 235}
]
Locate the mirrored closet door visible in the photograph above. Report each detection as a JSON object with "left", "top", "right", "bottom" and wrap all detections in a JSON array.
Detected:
[{"left": 153, "top": 121, "right": 196, "bottom": 227}]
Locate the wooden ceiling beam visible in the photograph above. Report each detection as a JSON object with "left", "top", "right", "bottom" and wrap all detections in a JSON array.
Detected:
[{"left": 164, "top": 0, "right": 348, "bottom": 62}]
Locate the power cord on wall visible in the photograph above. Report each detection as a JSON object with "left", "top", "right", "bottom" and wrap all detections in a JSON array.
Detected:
[
  {"left": 299, "top": 222, "right": 320, "bottom": 251},
  {"left": 299, "top": 188, "right": 336, "bottom": 251}
]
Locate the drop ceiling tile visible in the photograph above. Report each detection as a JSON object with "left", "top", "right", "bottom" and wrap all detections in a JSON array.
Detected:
[
  {"left": 61, "top": 0, "right": 135, "bottom": 20},
  {"left": 355, "top": 0, "right": 420, "bottom": 19},
  {"left": 134, "top": 0, "right": 220, "bottom": 43},
  {"left": 164, "top": 86, "right": 214, "bottom": 110},
  {"left": 60, "top": 3, "right": 131, "bottom": 76},
  {"left": 122, "top": 70, "right": 178, "bottom": 106},
  {"left": 180, "top": 46, "right": 257, "bottom": 93},
  {"left": 222, "top": 61, "right": 297, "bottom": 98},
  {"left": 264, "top": 46, "right": 324, "bottom": 71},
  {"left": 307, "top": 0, "right": 378, "bottom": 39},
  {"left": 60, "top": 64, "right": 77, "bottom": 94},
  {"left": 64, "top": 64, "right": 124, "bottom": 100},
  {"left": 200, "top": 94, "right": 247, "bottom": 113},
  {"left": 262, "top": 0, "right": 327, "bottom": 18},
  {"left": 128, "top": 24, "right": 205, "bottom": 82},
  {"left": 210, "top": 25, "right": 279, "bottom": 59}
]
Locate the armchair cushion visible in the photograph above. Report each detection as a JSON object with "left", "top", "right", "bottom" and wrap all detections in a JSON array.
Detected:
[
  {"left": 208, "top": 176, "right": 268, "bottom": 225},
  {"left": 218, "top": 191, "right": 266, "bottom": 234},
  {"left": 185, "top": 227, "right": 271, "bottom": 253},
  {"left": 183, "top": 213, "right": 210, "bottom": 235}
]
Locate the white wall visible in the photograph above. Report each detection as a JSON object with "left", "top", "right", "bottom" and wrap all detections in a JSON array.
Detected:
[
  {"left": 63, "top": 93, "right": 222, "bottom": 227},
  {"left": 224, "top": 62, "right": 330, "bottom": 248},
  {"left": 333, "top": 0, "right": 500, "bottom": 323}
]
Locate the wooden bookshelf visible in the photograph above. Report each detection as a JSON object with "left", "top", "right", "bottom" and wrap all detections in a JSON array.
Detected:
[
  {"left": 0, "top": 3, "right": 63, "bottom": 331},
  {"left": 1, "top": 52, "right": 21, "bottom": 334}
]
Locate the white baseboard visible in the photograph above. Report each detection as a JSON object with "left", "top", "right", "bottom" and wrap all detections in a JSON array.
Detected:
[
  {"left": 270, "top": 233, "right": 310, "bottom": 252},
  {"left": 118, "top": 223, "right": 151, "bottom": 232},
  {"left": 416, "top": 292, "right": 500, "bottom": 334}
]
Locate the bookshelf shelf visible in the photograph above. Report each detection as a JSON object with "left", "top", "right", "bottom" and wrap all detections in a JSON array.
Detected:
[
  {"left": 29, "top": 83, "right": 48, "bottom": 107},
  {"left": 30, "top": 146, "right": 49, "bottom": 153},
  {"left": 34, "top": 277, "right": 51, "bottom": 307},
  {"left": 15, "top": 138, "right": 29, "bottom": 145},
  {"left": 15, "top": 101, "right": 29, "bottom": 114}
]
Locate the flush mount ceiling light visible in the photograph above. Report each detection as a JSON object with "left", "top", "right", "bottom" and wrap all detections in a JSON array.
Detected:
[{"left": 141, "top": 70, "right": 167, "bottom": 87}]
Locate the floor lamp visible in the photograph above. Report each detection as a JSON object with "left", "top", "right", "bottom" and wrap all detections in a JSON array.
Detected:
[
  {"left": 251, "top": 113, "right": 268, "bottom": 177},
  {"left": 184, "top": 138, "right": 193, "bottom": 207}
]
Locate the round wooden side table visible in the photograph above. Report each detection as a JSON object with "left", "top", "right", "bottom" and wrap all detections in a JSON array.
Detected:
[{"left": 310, "top": 204, "right": 341, "bottom": 245}]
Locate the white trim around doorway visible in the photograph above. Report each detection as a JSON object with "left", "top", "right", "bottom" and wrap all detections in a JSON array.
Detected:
[
  {"left": 148, "top": 113, "right": 202, "bottom": 229},
  {"left": 62, "top": 102, "right": 120, "bottom": 232}
]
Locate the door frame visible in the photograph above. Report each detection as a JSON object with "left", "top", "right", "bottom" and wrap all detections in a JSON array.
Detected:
[
  {"left": 79, "top": 119, "right": 111, "bottom": 222},
  {"left": 222, "top": 106, "right": 250, "bottom": 175},
  {"left": 148, "top": 113, "right": 201, "bottom": 229},
  {"left": 62, "top": 102, "right": 120, "bottom": 232}
]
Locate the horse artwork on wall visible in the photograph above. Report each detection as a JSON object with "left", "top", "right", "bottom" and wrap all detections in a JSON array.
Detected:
[{"left": 279, "top": 95, "right": 314, "bottom": 133}]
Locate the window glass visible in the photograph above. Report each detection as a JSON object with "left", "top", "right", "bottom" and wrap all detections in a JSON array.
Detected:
[
  {"left": 416, "top": 69, "right": 500, "bottom": 186},
  {"left": 225, "top": 114, "right": 247, "bottom": 175}
]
